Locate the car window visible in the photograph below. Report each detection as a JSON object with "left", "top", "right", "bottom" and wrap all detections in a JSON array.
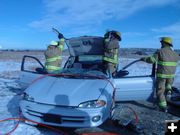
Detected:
[
  {"left": 78, "top": 55, "right": 103, "bottom": 62},
  {"left": 60, "top": 68, "right": 107, "bottom": 78},
  {"left": 119, "top": 59, "right": 153, "bottom": 77},
  {"left": 22, "top": 56, "right": 44, "bottom": 73},
  {"left": 174, "top": 61, "right": 180, "bottom": 88}
]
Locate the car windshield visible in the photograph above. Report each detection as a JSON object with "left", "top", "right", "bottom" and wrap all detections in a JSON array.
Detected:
[{"left": 59, "top": 68, "right": 107, "bottom": 79}]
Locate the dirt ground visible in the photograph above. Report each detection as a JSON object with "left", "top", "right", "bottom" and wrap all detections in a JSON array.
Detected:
[{"left": 0, "top": 50, "right": 179, "bottom": 135}]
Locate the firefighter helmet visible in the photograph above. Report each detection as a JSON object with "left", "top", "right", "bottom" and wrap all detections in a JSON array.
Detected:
[
  {"left": 104, "top": 30, "right": 121, "bottom": 41},
  {"left": 160, "top": 37, "right": 173, "bottom": 46}
]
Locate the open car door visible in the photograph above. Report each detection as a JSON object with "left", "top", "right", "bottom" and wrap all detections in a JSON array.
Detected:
[
  {"left": 19, "top": 55, "right": 45, "bottom": 89},
  {"left": 114, "top": 60, "right": 156, "bottom": 102}
]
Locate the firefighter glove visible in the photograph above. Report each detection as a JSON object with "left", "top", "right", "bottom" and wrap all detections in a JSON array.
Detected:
[{"left": 58, "top": 33, "right": 64, "bottom": 39}]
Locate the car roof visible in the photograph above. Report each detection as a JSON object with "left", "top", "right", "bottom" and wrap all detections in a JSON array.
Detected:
[{"left": 66, "top": 36, "right": 104, "bottom": 56}]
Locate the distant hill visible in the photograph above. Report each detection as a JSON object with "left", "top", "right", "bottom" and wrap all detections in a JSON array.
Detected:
[
  {"left": 119, "top": 48, "right": 180, "bottom": 58},
  {"left": 1, "top": 48, "right": 179, "bottom": 58},
  {"left": 120, "top": 48, "right": 156, "bottom": 55}
]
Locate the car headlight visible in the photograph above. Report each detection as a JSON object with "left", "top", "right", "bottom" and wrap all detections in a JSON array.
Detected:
[
  {"left": 78, "top": 100, "right": 106, "bottom": 108},
  {"left": 23, "top": 93, "right": 34, "bottom": 102}
]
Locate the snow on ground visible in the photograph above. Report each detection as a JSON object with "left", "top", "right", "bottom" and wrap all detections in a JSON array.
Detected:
[
  {"left": 0, "top": 56, "right": 180, "bottom": 135},
  {"left": 119, "top": 58, "right": 153, "bottom": 76},
  {"left": 0, "top": 58, "right": 67, "bottom": 135}
]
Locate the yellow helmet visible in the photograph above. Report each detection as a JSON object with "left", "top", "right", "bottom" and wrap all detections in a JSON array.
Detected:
[
  {"left": 49, "top": 41, "right": 59, "bottom": 46},
  {"left": 114, "top": 31, "right": 121, "bottom": 40},
  {"left": 104, "top": 30, "right": 121, "bottom": 41},
  {"left": 160, "top": 37, "right": 172, "bottom": 46}
]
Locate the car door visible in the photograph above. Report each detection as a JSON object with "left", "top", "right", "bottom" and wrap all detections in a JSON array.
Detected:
[
  {"left": 19, "top": 55, "right": 45, "bottom": 89},
  {"left": 114, "top": 60, "right": 156, "bottom": 102},
  {"left": 173, "top": 61, "right": 180, "bottom": 88}
]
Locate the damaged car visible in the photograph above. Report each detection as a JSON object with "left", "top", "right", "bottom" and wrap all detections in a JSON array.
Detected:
[{"left": 19, "top": 36, "right": 175, "bottom": 127}]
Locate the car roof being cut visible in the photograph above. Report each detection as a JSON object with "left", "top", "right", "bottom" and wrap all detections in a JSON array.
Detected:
[{"left": 66, "top": 36, "right": 104, "bottom": 56}]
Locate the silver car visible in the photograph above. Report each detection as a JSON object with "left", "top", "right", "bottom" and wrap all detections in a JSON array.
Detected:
[{"left": 19, "top": 36, "right": 155, "bottom": 127}]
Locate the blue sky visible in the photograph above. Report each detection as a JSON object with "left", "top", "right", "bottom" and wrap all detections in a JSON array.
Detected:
[{"left": 0, "top": 0, "right": 180, "bottom": 49}]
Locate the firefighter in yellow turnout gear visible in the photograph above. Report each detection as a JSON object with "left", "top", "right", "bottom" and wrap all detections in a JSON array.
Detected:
[
  {"left": 45, "top": 37, "right": 64, "bottom": 73},
  {"left": 103, "top": 30, "right": 121, "bottom": 77},
  {"left": 141, "top": 37, "right": 179, "bottom": 112}
]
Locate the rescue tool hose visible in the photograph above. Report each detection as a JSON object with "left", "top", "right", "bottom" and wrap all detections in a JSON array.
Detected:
[
  {"left": 0, "top": 117, "right": 68, "bottom": 135},
  {"left": 0, "top": 118, "right": 19, "bottom": 135},
  {"left": 0, "top": 108, "right": 67, "bottom": 135}
]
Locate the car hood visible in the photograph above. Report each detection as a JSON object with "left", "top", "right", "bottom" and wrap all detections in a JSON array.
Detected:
[{"left": 25, "top": 76, "right": 108, "bottom": 106}]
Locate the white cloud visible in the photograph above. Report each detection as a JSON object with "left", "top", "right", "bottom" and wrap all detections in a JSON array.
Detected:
[
  {"left": 29, "top": 0, "right": 179, "bottom": 33},
  {"left": 152, "top": 22, "right": 180, "bottom": 35},
  {"left": 151, "top": 21, "right": 180, "bottom": 49},
  {"left": 152, "top": 21, "right": 180, "bottom": 38},
  {"left": 123, "top": 32, "right": 147, "bottom": 37}
]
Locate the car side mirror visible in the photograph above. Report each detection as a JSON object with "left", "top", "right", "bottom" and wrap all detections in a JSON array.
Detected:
[{"left": 115, "top": 70, "right": 129, "bottom": 77}]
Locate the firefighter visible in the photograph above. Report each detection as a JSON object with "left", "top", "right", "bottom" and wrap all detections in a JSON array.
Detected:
[
  {"left": 45, "top": 34, "right": 64, "bottom": 73},
  {"left": 103, "top": 30, "right": 121, "bottom": 77},
  {"left": 141, "top": 37, "right": 179, "bottom": 112}
]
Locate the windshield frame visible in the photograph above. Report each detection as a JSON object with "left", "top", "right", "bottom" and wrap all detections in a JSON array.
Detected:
[{"left": 59, "top": 68, "right": 109, "bottom": 79}]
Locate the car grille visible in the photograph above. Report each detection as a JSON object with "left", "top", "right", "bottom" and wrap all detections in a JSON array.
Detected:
[
  {"left": 43, "top": 113, "right": 61, "bottom": 123},
  {"left": 26, "top": 108, "right": 86, "bottom": 124}
]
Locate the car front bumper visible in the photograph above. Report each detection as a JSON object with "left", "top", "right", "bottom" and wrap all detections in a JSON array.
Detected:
[{"left": 20, "top": 100, "right": 110, "bottom": 127}]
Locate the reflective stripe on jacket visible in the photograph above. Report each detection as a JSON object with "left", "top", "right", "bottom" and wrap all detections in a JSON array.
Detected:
[
  {"left": 159, "top": 100, "right": 167, "bottom": 108},
  {"left": 103, "top": 49, "right": 118, "bottom": 64},
  {"left": 45, "top": 38, "right": 65, "bottom": 72},
  {"left": 45, "top": 65, "right": 61, "bottom": 71},
  {"left": 104, "top": 38, "right": 119, "bottom": 64},
  {"left": 58, "top": 38, "right": 65, "bottom": 51},
  {"left": 143, "top": 47, "right": 179, "bottom": 78},
  {"left": 46, "top": 55, "right": 61, "bottom": 62}
]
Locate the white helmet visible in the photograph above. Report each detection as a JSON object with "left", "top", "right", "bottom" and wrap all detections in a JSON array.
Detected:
[{"left": 49, "top": 41, "right": 59, "bottom": 46}]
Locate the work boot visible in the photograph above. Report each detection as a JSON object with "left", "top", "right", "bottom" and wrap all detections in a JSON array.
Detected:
[{"left": 166, "top": 91, "right": 172, "bottom": 101}]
